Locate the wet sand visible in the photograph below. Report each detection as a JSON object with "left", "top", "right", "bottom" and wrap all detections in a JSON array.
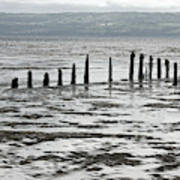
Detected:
[{"left": 0, "top": 38, "right": 180, "bottom": 179}]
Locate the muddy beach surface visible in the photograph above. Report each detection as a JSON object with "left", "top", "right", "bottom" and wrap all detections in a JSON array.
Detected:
[{"left": 0, "top": 37, "right": 180, "bottom": 179}]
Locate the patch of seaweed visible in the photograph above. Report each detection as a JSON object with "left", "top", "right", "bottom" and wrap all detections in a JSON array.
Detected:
[
  {"left": 14, "top": 114, "right": 53, "bottom": 119},
  {"left": 158, "top": 98, "right": 180, "bottom": 102},
  {"left": 0, "top": 130, "right": 158, "bottom": 145},
  {"left": 77, "top": 124, "right": 106, "bottom": 129},
  {"left": 156, "top": 153, "right": 177, "bottom": 163},
  {"left": 144, "top": 103, "right": 180, "bottom": 109},
  {"left": 67, "top": 151, "right": 141, "bottom": 169},
  {"left": 86, "top": 166, "right": 102, "bottom": 171},
  {"left": 155, "top": 163, "right": 180, "bottom": 172},
  {"left": 151, "top": 145, "right": 177, "bottom": 151},
  {"left": 62, "top": 111, "right": 94, "bottom": 116},
  {"left": 0, "top": 107, "right": 19, "bottom": 113},
  {"left": 0, "top": 122, "right": 48, "bottom": 127},
  {"left": 90, "top": 101, "right": 122, "bottom": 109},
  {"left": 83, "top": 152, "right": 141, "bottom": 167},
  {"left": 19, "top": 154, "right": 63, "bottom": 165},
  {"left": 96, "top": 120, "right": 119, "bottom": 124}
]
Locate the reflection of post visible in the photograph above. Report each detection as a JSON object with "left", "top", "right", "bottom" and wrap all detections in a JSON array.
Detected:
[
  {"left": 149, "top": 56, "right": 153, "bottom": 81},
  {"left": 173, "top": 63, "right": 178, "bottom": 86},
  {"left": 27, "top": 70, "right": 32, "bottom": 88},
  {"left": 71, "top": 63, "right": 76, "bottom": 85},
  {"left": 129, "top": 51, "right": 135, "bottom": 82},
  {"left": 11, "top": 78, "right": 18, "bottom": 89},
  {"left": 157, "top": 58, "right": 161, "bottom": 80},
  {"left": 43, "top": 72, "right": 49, "bottom": 87},
  {"left": 108, "top": 57, "right": 113, "bottom": 83},
  {"left": 165, "top": 59, "right": 170, "bottom": 80},
  {"left": 138, "top": 54, "right": 144, "bottom": 83},
  {"left": 58, "top": 69, "right": 62, "bottom": 86},
  {"left": 84, "top": 54, "right": 89, "bottom": 84},
  {"left": 145, "top": 66, "right": 148, "bottom": 81}
]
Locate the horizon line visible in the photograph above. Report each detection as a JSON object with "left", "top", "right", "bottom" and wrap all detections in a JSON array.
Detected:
[{"left": 1, "top": 11, "right": 180, "bottom": 14}]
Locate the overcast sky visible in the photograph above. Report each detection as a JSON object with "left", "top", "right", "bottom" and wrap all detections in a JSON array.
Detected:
[{"left": 1, "top": 0, "right": 180, "bottom": 13}]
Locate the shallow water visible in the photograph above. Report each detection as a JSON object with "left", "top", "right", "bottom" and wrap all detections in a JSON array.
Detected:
[{"left": 0, "top": 37, "right": 180, "bottom": 179}]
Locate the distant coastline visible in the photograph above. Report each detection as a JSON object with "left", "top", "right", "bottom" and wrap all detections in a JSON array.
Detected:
[{"left": 1, "top": 12, "right": 180, "bottom": 38}]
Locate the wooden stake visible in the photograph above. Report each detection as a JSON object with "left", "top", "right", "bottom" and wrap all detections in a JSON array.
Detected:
[
  {"left": 43, "top": 72, "right": 49, "bottom": 87},
  {"left": 58, "top": 68, "right": 63, "bottom": 86},
  {"left": 165, "top": 59, "right": 170, "bottom": 80},
  {"left": 149, "top": 55, "right": 153, "bottom": 81},
  {"left": 173, "top": 62, "right": 178, "bottom": 86},
  {"left": 108, "top": 57, "right": 113, "bottom": 83},
  {"left": 129, "top": 51, "right": 135, "bottom": 81},
  {"left": 157, "top": 58, "right": 161, "bottom": 80},
  {"left": 138, "top": 54, "right": 144, "bottom": 82},
  {"left": 27, "top": 70, "right": 32, "bottom": 88},
  {"left": 11, "top": 78, "right": 18, "bottom": 89},
  {"left": 71, "top": 63, "right": 76, "bottom": 85},
  {"left": 84, "top": 54, "right": 89, "bottom": 84}
]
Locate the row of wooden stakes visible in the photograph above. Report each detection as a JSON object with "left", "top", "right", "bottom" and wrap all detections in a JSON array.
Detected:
[
  {"left": 11, "top": 54, "right": 90, "bottom": 89},
  {"left": 11, "top": 52, "right": 178, "bottom": 89},
  {"left": 129, "top": 52, "right": 178, "bottom": 86}
]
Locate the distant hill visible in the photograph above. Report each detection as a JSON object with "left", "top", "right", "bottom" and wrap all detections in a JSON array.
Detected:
[{"left": 0, "top": 12, "right": 180, "bottom": 37}]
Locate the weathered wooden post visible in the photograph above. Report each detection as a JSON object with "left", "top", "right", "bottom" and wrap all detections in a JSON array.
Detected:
[
  {"left": 27, "top": 70, "right": 32, "bottom": 88},
  {"left": 157, "top": 58, "right": 161, "bottom": 80},
  {"left": 11, "top": 78, "right": 18, "bottom": 89},
  {"left": 71, "top": 63, "right": 76, "bottom": 85},
  {"left": 173, "top": 62, "right": 178, "bottom": 86},
  {"left": 165, "top": 59, "right": 170, "bottom": 80},
  {"left": 58, "top": 68, "right": 63, "bottom": 86},
  {"left": 149, "top": 55, "right": 153, "bottom": 81},
  {"left": 43, "top": 72, "right": 49, "bottom": 87},
  {"left": 108, "top": 57, "right": 113, "bottom": 83},
  {"left": 84, "top": 54, "right": 89, "bottom": 84},
  {"left": 129, "top": 51, "right": 135, "bottom": 81},
  {"left": 138, "top": 53, "right": 144, "bottom": 82}
]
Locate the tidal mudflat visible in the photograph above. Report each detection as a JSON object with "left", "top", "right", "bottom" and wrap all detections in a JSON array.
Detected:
[{"left": 0, "top": 37, "right": 180, "bottom": 179}]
